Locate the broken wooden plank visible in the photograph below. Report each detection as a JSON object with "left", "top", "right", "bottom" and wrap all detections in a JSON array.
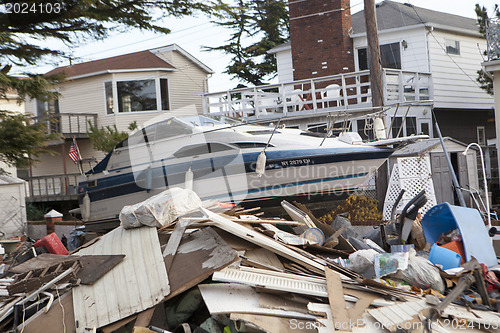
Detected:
[
  {"left": 201, "top": 208, "right": 328, "bottom": 275},
  {"left": 344, "top": 289, "right": 378, "bottom": 321},
  {"left": 244, "top": 247, "right": 285, "bottom": 271},
  {"left": 162, "top": 218, "right": 191, "bottom": 270},
  {"left": 10, "top": 253, "right": 125, "bottom": 286},
  {"left": 77, "top": 255, "right": 125, "bottom": 285},
  {"left": 165, "top": 227, "right": 238, "bottom": 301},
  {"left": 325, "top": 267, "right": 351, "bottom": 331},
  {"left": 368, "top": 300, "right": 428, "bottom": 332},
  {"left": 133, "top": 306, "right": 157, "bottom": 329},
  {"left": 230, "top": 313, "right": 318, "bottom": 333}
]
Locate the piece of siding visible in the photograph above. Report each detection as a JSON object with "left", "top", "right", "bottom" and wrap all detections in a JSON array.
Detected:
[{"left": 72, "top": 226, "right": 169, "bottom": 332}]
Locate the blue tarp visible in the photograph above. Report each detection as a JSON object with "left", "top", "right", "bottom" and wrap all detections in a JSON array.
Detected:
[{"left": 421, "top": 203, "right": 497, "bottom": 267}]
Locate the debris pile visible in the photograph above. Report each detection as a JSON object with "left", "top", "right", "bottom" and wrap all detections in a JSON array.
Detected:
[{"left": 0, "top": 188, "right": 500, "bottom": 332}]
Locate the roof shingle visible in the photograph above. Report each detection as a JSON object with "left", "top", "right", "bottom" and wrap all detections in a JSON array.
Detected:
[
  {"left": 45, "top": 50, "right": 174, "bottom": 78},
  {"left": 352, "top": 1, "right": 479, "bottom": 34}
]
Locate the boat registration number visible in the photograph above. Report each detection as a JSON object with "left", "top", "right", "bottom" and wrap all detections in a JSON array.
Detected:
[{"left": 280, "top": 158, "right": 311, "bottom": 167}]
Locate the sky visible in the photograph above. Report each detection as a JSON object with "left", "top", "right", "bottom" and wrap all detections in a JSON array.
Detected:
[{"left": 16, "top": 0, "right": 500, "bottom": 93}]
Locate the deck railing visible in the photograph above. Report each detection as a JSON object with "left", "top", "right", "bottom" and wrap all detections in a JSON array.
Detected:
[
  {"left": 32, "top": 113, "right": 97, "bottom": 137},
  {"left": 25, "top": 173, "right": 81, "bottom": 202},
  {"left": 202, "top": 69, "right": 432, "bottom": 121}
]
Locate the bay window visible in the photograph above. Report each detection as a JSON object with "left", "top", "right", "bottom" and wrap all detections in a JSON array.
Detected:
[{"left": 104, "top": 78, "right": 170, "bottom": 114}]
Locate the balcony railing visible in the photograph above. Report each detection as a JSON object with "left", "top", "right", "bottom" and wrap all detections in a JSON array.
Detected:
[
  {"left": 33, "top": 113, "right": 97, "bottom": 138},
  {"left": 202, "top": 69, "right": 432, "bottom": 121},
  {"left": 486, "top": 18, "right": 500, "bottom": 61},
  {"left": 25, "top": 173, "right": 81, "bottom": 202}
]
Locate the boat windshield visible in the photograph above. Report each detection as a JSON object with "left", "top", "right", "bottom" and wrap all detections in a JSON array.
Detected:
[{"left": 179, "top": 115, "right": 241, "bottom": 127}]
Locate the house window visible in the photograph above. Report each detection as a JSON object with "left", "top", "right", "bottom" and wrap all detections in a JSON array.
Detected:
[
  {"left": 405, "top": 117, "right": 417, "bottom": 136},
  {"left": 35, "top": 98, "right": 60, "bottom": 133},
  {"left": 477, "top": 126, "right": 486, "bottom": 146},
  {"left": 357, "top": 42, "right": 401, "bottom": 70},
  {"left": 160, "top": 78, "right": 170, "bottom": 111},
  {"left": 105, "top": 78, "right": 170, "bottom": 114},
  {"left": 117, "top": 80, "right": 157, "bottom": 113},
  {"left": 420, "top": 122, "right": 430, "bottom": 136},
  {"left": 357, "top": 119, "right": 374, "bottom": 140},
  {"left": 36, "top": 98, "right": 60, "bottom": 116},
  {"left": 391, "top": 117, "right": 403, "bottom": 138},
  {"left": 105, "top": 81, "right": 114, "bottom": 115},
  {"left": 445, "top": 40, "right": 460, "bottom": 55}
]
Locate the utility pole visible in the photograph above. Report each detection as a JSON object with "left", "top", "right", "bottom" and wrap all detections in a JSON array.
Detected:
[
  {"left": 364, "top": 0, "right": 387, "bottom": 209},
  {"left": 364, "top": 0, "right": 383, "bottom": 107}
]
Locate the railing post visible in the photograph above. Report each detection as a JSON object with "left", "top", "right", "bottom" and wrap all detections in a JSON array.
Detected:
[
  {"left": 281, "top": 83, "right": 288, "bottom": 116},
  {"left": 398, "top": 70, "right": 404, "bottom": 102},
  {"left": 356, "top": 74, "right": 361, "bottom": 104},
  {"left": 226, "top": 91, "right": 232, "bottom": 118},
  {"left": 310, "top": 79, "right": 318, "bottom": 113},
  {"left": 415, "top": 73, "right": 421, "bottom": 101},
  {"left": 253, "top": 87, "right": 259, "bottom": 119},
  {"left": 341, "top": 74, "right": 348, "bottom": 107},
  {"left": 382, "top": 69, "right": 387, "bottom": 105}
]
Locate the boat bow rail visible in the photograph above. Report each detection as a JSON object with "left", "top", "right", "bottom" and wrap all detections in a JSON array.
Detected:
[{"left": 202, "top": 69, "right": 432, "bottom": 121}]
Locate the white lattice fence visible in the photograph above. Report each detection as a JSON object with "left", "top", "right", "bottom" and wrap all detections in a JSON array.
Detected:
[
  {"left": 383, "top": 156, "right": 437, "bottom": 220},
  {"left": 0, "top": 194, "right": 26, "bottom": 238}
]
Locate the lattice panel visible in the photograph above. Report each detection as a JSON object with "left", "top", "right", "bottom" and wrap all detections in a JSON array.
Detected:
[
  {"left": 383, "top": 164, "right": 401, "bottom": 220},
  {"left": 0, "top": 194, "right": 26, "bottom": 238},
  {"left": 355, "top": 172, "right": 377, "bottom": 200},
  {"left": 382, "top": 156, "right": 437, "bottom": 221}
]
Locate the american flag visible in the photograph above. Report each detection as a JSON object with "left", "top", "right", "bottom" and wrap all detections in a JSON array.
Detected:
[{"left": 69, "top": 137, "right": 81, "bottom": 164}]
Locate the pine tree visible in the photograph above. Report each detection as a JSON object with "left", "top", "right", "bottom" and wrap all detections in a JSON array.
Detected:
[
  {"left": 475, "top": 4, "right": 500, "bottom": 95},
  {"left": 206, "top": 0, "right": 289, "bottom": 86},
  {"left": 0, "top": 0, "right": 212, "bottom": 172}
]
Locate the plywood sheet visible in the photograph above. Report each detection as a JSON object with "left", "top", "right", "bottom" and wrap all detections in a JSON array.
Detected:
[
  {"left": 165, "top": 227, "right": 237, "bottom": 300},
  {"left": 325, "top": 268, "right": 350, "bottom": 331},
  {"left": 19, "top": 291, "right": 75, "bottom": 333},
  {"left": 72, "top": 226, "right": 169, "bottom": 332}
]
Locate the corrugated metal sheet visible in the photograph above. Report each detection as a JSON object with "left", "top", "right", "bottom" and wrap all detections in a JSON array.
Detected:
[{"left": 72, "top": 226, "right": 169, "bottom": 332}]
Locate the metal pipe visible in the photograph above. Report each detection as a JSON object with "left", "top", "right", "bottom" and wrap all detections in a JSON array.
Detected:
[
  {"left": 433, "top": 118, "right": 466, "bottom": 207},
  {"left": 463, "top": 143, "right": 491, "bottom": 229}
]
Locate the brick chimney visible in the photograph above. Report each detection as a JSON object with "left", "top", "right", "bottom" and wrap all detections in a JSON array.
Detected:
[{"left": 289, "top": 0, "right": 354, "bottom": 80}]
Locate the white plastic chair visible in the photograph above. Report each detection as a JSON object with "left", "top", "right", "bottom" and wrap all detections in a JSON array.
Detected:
[{"left": 323, "top": 84, "right": 342, "bottom": 108}]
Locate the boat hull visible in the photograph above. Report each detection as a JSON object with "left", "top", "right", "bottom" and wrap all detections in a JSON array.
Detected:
[{"left": 78, "top": 146, "right": 391, "bottom": 225}]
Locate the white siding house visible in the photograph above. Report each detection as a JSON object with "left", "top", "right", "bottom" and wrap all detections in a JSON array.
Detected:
[{"left": 267, "top": 1, "right": 494, "bottom": 144}]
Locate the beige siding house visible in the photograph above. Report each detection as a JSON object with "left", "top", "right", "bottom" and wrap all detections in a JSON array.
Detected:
[{"left": 24, "top": 44, "right": 212, "bottom": 207}]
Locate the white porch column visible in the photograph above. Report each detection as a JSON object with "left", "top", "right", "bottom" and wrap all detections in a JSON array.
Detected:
[{"left": 483, "top": 59, "right": 500, "bottom": 186}]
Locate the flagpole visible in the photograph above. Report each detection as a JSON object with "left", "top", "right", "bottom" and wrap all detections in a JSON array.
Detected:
[{"left": 73, "top": 136, "right": 84, "bottom": 175}]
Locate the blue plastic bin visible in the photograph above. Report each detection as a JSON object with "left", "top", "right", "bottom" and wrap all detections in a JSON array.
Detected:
[{"left": 428, "top": 243, "right": 462, "bottom": 270}]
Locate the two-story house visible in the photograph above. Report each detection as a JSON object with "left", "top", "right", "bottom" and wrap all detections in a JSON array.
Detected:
[
  {"left": 200, "top": 0, "right": 495, "bottom": 206},
  {"left": 266, "top": 1, "right": 494, "bottom": 143},
  {"left": 24, "top": 44, "right": 213, "bottom": 213}
]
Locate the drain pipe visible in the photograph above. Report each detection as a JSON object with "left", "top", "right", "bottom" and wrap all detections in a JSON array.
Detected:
[{"left": 433, "top": 115, "right": 467, "bottom": 207}]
